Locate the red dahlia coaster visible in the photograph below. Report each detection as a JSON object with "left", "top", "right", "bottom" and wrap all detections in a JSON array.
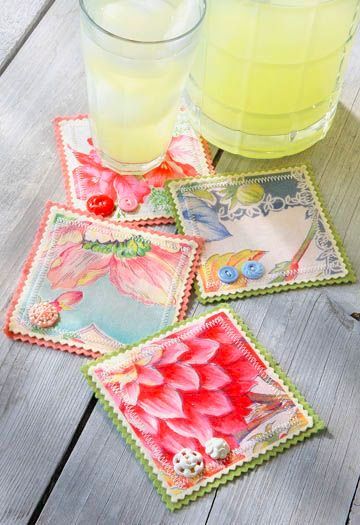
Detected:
[
  {"left": 82, "top": 305, "right": 324, "bottom": 510},
  {"left": 4, "top": 202, "right": 203, "bottom": 357},
  {"left": 54, "top": 106, "right": 215, "bottom": 225}
]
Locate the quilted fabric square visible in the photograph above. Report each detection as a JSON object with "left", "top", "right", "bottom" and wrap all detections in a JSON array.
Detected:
[
  {"left": 54, "top": 106, "right": 214, "bottom": 225},
  {"left": 83, "top": 306, "right": 324, "bottom": 510},
  {"left": 4, "top": 202, "right": 202, "bottom": 357},
  {"left": 166, "top": 166, "right": 355, "bottom": 303}
]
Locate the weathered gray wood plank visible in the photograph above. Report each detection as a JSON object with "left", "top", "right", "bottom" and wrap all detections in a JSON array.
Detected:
[
  {"left": 0, "top": 3, "right": 221, "bottom": 523},
  {"left": 0, "top": 0, "right": 95, "bottom": 523},
  {"left": 203, "top": 31, "right": 360, "bottom": 525},
  {"left": 36, "top": 31, "right": 360, "bottom": 525},
  {"left": 0, "top": 0, "right": 54, "bottom": 74},
  {"left": 349, "top": 487, "right": 360, "bottom": 525}
]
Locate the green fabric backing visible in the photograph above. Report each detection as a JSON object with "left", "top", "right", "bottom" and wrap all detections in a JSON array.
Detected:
[
  {"left": 82, "top": 305, "right": 325, "bottom": 511},
  {"left": 165, "top": 165, "right": 356, "bottom": 304}
]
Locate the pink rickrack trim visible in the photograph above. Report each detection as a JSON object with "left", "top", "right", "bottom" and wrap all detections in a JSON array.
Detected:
[{"left": 4, "top": 201, "right": 204, "bottom": 358}]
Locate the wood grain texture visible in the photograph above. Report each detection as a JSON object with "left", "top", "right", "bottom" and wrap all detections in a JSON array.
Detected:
[
  {"left": 349, "top": 485, "right": 360, "bottom": 525},
  {"left": 0, "top": 0, "right": 359, "bottom": 522},
  {"left": 0, "top": 0, "right": 93, "bottom": 523},
  {"left": 0, "top": 0, "right": 54, "bottom": 73},
  {"left": 36, "top": 30, "right": 360, "bottom": 525}
]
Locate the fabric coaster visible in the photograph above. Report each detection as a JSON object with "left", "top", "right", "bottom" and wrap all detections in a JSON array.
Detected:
[
  {"left": 82, "top": 306, "right": 324, "bottom": 510},
  {"left": 54, "top": 106, "right": 214, "bottom": 225},
  {"left": 4, "top": 202, "right": 203, "bottom": 358},
  {"left": 166, "top": 166, "right": 355, "bottom": 303}
]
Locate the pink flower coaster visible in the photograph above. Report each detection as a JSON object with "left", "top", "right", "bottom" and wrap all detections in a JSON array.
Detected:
[
  {"left": 4, "top": 202, "right": 203, "bottom": 358},
  {"left": 54, "top": 106, "right": 214, "bottom": 226},
  {"left": 83, "top": 306, "right": 324, "bottom": 510}
]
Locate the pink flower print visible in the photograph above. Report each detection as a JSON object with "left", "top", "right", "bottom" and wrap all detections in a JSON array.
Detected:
[
  {"left": 70, "top": 143, "right": 151, "bottom": 208},
  {"left": 47, "top": 223, "right": 184, "bottom": 306},
  {"left": 51, "top": 291, "right": 84, "bottom": 311},
  {"left": 143, "top": 135, "right": 199, "bottom": 188},
  {"left": 112, "top": 174, "right": 151, "bottom": 208},
  {"left": 96, "top": 329, "right": 260, "bottom": 464}
]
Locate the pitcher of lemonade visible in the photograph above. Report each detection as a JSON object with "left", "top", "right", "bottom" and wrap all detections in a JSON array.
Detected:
[{"left": 186, "top": 0, "right": 360, "bottom": 158}]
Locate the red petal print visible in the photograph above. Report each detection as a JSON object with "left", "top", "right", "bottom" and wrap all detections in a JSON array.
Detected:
[
  {"left": 227, "top": 358, "right": 259, "bottom": 385},
  {"left": 158, "top": 341, "right": 189, "bottom": 365},
  {"left": 213, "top": 343, "right": 248, "bottom": 367},
  {"left": 138, "top": 385, "right": 184, "bottom": 419},
  {"left": 182, "top": 338, "right": 219, "bottom": 365},
  {"left": 211, "top": 410, "right": 248, "bottom": 435},
  {"left": 136, "top": 366, "right": 164, "bottom": 387},
  {"left": 121, "top": 381, "right": 140, "bottom": 405},
  {"left": 125, "top": 405, "right": 159, "bottom": 435},
  {"left": 161, "top": 363, "right": 200, "bottom": 391},
  {"left": 195, "top": 363, "right": 231, "bottom": 390},
  {"left": 166, "top": 409, "right": 213, "bottom": 445},
  {"left": 201, "top": 322, "right": 235, "bottom": 346},
  {"left": 143, "top": 160, "right": 174, "bottom": 188},
  {"left": 186, "top": 390, "right": 233, "bottom": 416},
  {"left": 225, "top": 380, "right": 257, "bottom": 397},
  {"left": 158, "top": 421, "right": 198, "bottom": 454}
]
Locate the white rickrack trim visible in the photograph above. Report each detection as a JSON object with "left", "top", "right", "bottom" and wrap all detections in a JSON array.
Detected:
[{"left": 179, "top": 171, "right": 294, "bottom": 194}]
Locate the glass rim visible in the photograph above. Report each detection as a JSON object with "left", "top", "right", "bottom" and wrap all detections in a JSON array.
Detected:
[{"left": 79, "top": 0, "right": 207, "bottom": 45}]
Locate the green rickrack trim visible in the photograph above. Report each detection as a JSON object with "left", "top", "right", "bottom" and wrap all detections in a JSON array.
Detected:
[
  {"left": 164, "top": 164, "right": 356, "bottom": 304},
  {"left": 82, "top": 305, "right": 325, "bottom": 511}
]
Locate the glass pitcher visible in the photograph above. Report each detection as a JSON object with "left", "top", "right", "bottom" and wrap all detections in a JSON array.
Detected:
[{"left": 185, "top": 0, "right": 360, "bottom": 158}]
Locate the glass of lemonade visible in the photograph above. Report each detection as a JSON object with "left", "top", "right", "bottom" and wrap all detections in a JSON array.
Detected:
[
  {"left": 186, "top": 0, "right": 360, "bottom": 158},
  {"left": 80, "top": 0, "right": 206, "bottom": 174}
]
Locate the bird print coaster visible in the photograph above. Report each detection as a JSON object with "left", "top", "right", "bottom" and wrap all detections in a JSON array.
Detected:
[
  {"left": 166, "top": 166, "right": 355, "bottom": 303},
  {"left": 54, "top": 106, "right": 214, "bottom": 226},
  {"left": 82, "top": 306, "right": 324, "bottom": 510},
  {"left": 4, "top": 202, "right": 202, "bottom": 357}
]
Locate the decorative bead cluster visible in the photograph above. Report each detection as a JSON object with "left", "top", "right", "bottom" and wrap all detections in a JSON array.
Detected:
[
  {"left": 173, "top": 439, "right": 231, "bottom": 477},
  {"left": 173, "top": 448, "right": 204, "bottom": 478},
  {"left": 205, "top": 438, "right": 230, "bottom": 460},
  {"left": 28, "top": 302, "right": 59, "bottom": 328}
]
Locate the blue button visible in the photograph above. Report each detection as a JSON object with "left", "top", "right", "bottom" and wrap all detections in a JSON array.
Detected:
[
  {"left": 218, "top": 266, "right": 239, "bottom": 284},
  {"left": 241, "top": 261, "right": 265, "bottom": 280}
]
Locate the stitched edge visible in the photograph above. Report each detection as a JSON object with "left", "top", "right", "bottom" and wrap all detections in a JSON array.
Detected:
[
  {"left": 82, "top": 304, "right": 324, "bottom": 511},
  {"left": 165, "top": 165, "right": 356, "bottom": 304},
  {"left": 3, "top": 201, "right": 203, "bottom": 357},
  {"left": 53, "top": 115, "right": 216, "bottom": 225}
]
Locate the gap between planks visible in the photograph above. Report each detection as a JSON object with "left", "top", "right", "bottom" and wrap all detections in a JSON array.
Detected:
[
  {"left": 24, "top": 146, "right": 224, "bottom": 525},
  {"left": 0, "top": 0, "right": 57, "bottom": 76}
]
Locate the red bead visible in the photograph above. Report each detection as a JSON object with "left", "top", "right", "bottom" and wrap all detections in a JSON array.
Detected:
[{"left": 86, "top": 194, "right": 115, "bottom": 217}]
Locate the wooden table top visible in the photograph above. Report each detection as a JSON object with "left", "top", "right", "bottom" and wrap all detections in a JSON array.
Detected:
[{"left": 0, "top": 2, "right": 360, "bottom": 524}]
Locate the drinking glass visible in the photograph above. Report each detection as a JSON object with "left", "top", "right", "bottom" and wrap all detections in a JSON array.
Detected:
[
  {"left": 80, "top": 0, "right": 206, "bottom": 174},
  {"left": 186, "top": 0, "right": 360, "bottom": 158}
]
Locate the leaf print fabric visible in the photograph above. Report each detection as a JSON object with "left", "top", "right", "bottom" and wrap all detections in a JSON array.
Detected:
[{"left": 167, "top": 167, "right": 354, "bottom": 303}]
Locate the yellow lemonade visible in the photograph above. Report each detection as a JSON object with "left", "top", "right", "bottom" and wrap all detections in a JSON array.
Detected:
[
  {"left": 80, "top": 0, "right": 204, "bottom": 173},
  {"left": 186, "top": 0, "right": 360, "bottom": 158}
]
